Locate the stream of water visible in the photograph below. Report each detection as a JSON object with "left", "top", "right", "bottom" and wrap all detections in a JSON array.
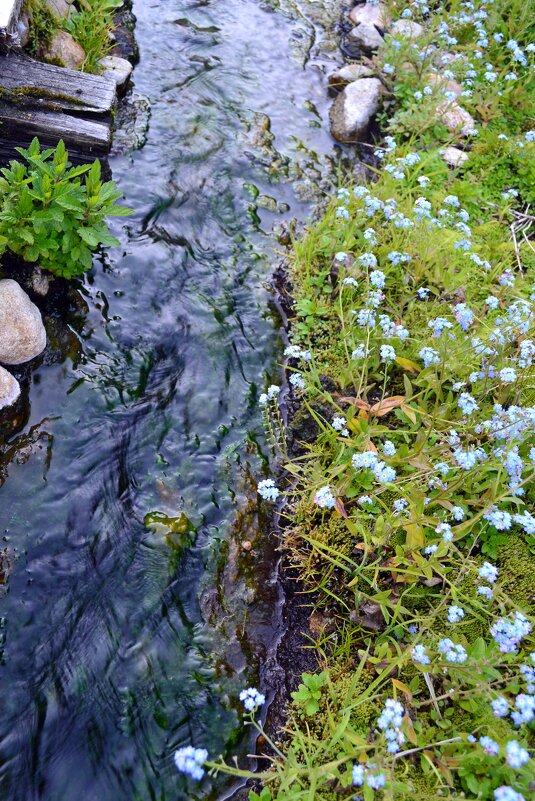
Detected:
[{"left": 0, "top": 1, "right": 343, "bottom": 798}]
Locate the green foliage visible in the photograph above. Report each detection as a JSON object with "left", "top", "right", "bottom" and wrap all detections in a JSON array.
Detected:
[
  {"left": 291, "top": 672, "right": 327, "bottom": 717},
  {"left": 65, "top": 0, "right": 123, "bottom": 74},
  {"left": 0, "top": 138, "right": 133, "bottom": 278},
  {"left": 248, "top": 788, "right": 272, "bottom": 801}
]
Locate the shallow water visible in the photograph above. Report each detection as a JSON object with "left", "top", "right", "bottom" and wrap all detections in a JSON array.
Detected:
[{"left": 0, "top": 1, "right": 343, "bottom": 798}]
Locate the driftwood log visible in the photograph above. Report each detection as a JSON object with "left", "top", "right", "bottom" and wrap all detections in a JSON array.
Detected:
[{"left": 0, "top": 52, "right": 117, "bottom": 163}]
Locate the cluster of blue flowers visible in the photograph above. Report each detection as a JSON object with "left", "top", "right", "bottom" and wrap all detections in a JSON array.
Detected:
[
  {"left": 239, "top": 687, "right": 265, "bottom": 711},
  {"left": 352, "top": 763, "right": 386, "bottom": 791},
  {"left": 352, "top": 450, "right": 397, "bottom": 485},
  {"left": 314, "top": 485, "right": 336, "bottom": 509},
  {"left": 174, "top": 746, "right": 208, "bottom": 780},
  {"left": 376, "top": 699, "right": 406, "bottom": 754}
]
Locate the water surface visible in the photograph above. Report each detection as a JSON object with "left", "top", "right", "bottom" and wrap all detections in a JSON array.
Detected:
[{"left": 0, "top": 0, "right": 342, "bottom": 798}]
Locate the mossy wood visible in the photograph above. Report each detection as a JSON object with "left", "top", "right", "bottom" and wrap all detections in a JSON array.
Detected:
[
  {"left": 0, "top": 52, "right": 116, "bottom": 112},
  {"left": 0, "top": 102, "right": 110, "bottom": 161},
  {"left": 0, "top": 53, "right": 116, "bottom": 162}
]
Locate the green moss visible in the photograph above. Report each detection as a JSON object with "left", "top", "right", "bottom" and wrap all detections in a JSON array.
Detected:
[
  {"left": 496, "top": 533, "right": 535, "bottom": 610},
  {"left": 26, "top": 0, "right": 58, "bottom": 57}
]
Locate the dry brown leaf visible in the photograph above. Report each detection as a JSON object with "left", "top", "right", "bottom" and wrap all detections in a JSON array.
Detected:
[{"left": 334, "top": 497, "right": 348, "bottom": 518}]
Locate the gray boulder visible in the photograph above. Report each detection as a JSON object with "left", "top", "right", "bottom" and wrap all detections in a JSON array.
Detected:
[
  {"left": 391, "top": 19, "right": 423, "bottom": 39},
  {"left": 436, "top": 100, "right": 476, "bottom": 136},
  {"left": 349, "top": 3, "right": 390, "bottom": 30},
  {"left": 0, "top": 366, "right": 20, "bottom": 411},
  {"left": 442, "top": 146, "right": 469, "bottom": 168},
  {"left": 44, "top": 31, "right": 86, "bottom": 70},
  {"left": 0, "top": 279, "right": 47, "bottom": 365},
  {"left": 347, "top": 23, "right": 384, "bottom": 53},
  {"left": 328, "top": 63, "right": 373, "bottom": 88},
  {"left": 330, "top": 77, "right": 383, "bottom": 143}
]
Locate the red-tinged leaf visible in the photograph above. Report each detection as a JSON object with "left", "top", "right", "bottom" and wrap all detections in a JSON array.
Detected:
[
  {"left": 337, "top": 396, "right": 371, "bottom": 410},
  {"left": 370, "top": 395, "right": 406, "bottom": 417}
]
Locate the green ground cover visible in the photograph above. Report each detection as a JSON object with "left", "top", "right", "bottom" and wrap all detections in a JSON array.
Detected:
[{"left": 173, "top": 0, "right": 535, "bottom": 798}]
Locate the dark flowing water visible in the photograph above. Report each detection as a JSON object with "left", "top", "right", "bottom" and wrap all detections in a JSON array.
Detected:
[{"left": 0, "top": 1, "right": 342, "bottom": 798}]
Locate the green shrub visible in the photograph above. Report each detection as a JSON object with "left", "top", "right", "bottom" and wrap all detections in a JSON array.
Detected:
[{"left": 0, "top": 138, "right": 133, "bottom": 279}]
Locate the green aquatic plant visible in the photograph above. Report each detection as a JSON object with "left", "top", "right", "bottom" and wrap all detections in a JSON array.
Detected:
[{"left": 0, "top": 138, "right": 133, "bottom": 279}]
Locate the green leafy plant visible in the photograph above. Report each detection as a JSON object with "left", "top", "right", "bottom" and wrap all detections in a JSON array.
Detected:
[
  {"left": 0, "top": 137, "right": 133, "bottom": 279},
  {"left": 65, "top": 0, "right": 123, "bottom": 74},
  {"left": 248, "top": 788, "right": 272, "bottom": 801},
  {"left": 291, "top": 671, "right": 327, "bottom": 716}
]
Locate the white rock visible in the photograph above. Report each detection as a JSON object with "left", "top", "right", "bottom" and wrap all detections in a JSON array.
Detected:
[
  {"left": 98, "top": 55, "right": 133, "bottom": 88},
  {"left": 348, "top": 23, "right": 384, "bottom": 52},
  {"left": 330, "top": 77, "right": 383, "bottom": 143},
  {"left": 0, "top": 280, "right": 47, "bottom": 365},
  {"left": 0, "top": 366, "right": 20, "bottom": 411},
  {"left": 391, "top": 19, "right": 423, "bottom": 39},
  {"left": 442, "top": 146, "right": 469, "bottom": 167},
  {"left": 349, "top": 3, "right": 389, "bottom": 30},
  {"left": 436, "top": 100, "right": 476, "bottom": 136},
  {"left": 328, "top": 63, "right": 373, "bottom": 87}
]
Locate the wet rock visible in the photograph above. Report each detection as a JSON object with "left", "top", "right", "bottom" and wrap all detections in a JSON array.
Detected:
[
  {"left": 111, "top": 3, "right": 139, "bottom": 63},
  {"left": 391, "top": 19, "right": 423, "bottom": 39},
  {"left": 31, "top": 269, "right": 51, "bottom": 297},
  {"left": 443, "top": 146, "right": 469, "bottom": 168},
  {"left": 349, "top": 2, "right": 389, "bottom": 30},
  {"left": 436, "top": 100, "right": 476, "bottom": 136},
  {"left": 426, "top": 72, "right": 463, "bottom": 97},
  {"left": 0, "top": 279, "right": 47, "bottom": 365},
  {"left": 98, "top": 55, "right": 133, "bottom": 88},
  {"left": 45, "top": 0, "right": 73, "bottom": 18},
  {"left": 328, "top": 63, "right": 373, "bottom": 88},
  {"left": 0, "top": 367, "right": 20, "bottom": 411},
  {"left": 44, "top": 30, "right": 86, "bottom": 69},
  {"left": 111, "top": 97, "right": 151, "bottom": 154},
  {"left": 330, "top": 77, "right": 382, "bottom": 143},
  {"left": 347, "top": 22, "right": 384, "bottom": 53}
]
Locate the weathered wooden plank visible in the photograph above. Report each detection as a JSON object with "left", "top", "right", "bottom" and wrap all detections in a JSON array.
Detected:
[
  {"left": 0, "top": 0, "right": 23, "bottom": 36},
  {"left": 0, "top": 103, "right": 111, "bottom": 162},
  {"left": 0, "top": 53, "right": 116, "bottom": 113}
]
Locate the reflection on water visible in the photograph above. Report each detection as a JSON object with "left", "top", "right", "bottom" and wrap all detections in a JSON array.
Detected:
[{"left": 0, "top": 0, "right": 343, "bottom": 798}]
